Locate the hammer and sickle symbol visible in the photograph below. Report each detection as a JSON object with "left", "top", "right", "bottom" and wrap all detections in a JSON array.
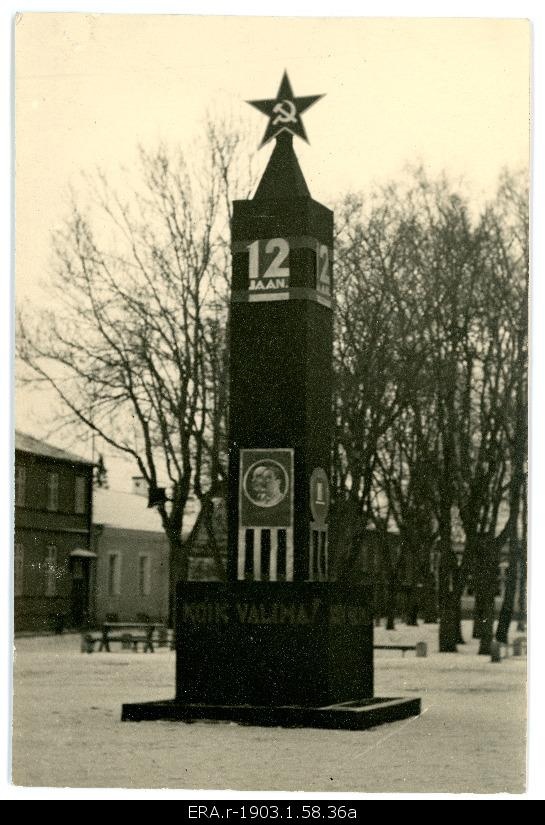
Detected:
[{"left": 272, "top": 99, "right": 298, "bottom": 126}]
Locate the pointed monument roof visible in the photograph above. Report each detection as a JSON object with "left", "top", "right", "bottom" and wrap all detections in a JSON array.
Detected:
[{"left": 253, "top": 133, "right": 310, "bottom": 200}]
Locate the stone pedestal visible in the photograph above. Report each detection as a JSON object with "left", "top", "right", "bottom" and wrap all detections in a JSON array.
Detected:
[{"left": 122, "top": 581, "right": 421, "bottom": 729}]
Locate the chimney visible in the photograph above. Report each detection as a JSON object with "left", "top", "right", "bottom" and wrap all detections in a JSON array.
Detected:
[{"left": 132, "top": 476, "right": 147, "bottom": 497}]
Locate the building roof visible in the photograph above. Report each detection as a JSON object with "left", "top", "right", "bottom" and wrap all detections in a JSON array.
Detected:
[
  {"left": 15, "top": 430, "right": 93, "bottom": 465},
  {"left": 93, "top": 487, "right": 200, "bottom": 535},
  {"left": 93, "top": 488, "right": 164, "bottom": 533}
]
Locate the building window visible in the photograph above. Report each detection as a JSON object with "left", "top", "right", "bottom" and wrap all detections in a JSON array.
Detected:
[
  {"left": 15, "top": 544, "right": 24, "bottom": 597},
  {"left": 47, "top": 472, "right": 59, "bottom": 511},
  {"left": 45, "top": 545, "right": 57, "bottom": 597},
  {"left": 107, "top": 553, "right": 121, "bottom": 596},
  {"left": 15, "top": 466, "right": 26, "bottom": 507},
  {"left": 74, "top": 476, "right": 87, "bottom": 514},
  {"left": 138, "top": 554, "right": 151, "bottom": 597}
]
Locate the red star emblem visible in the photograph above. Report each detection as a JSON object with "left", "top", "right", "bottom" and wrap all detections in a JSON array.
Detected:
[{"left": 247, "top": 71, "right": 324, "bottom": 149}]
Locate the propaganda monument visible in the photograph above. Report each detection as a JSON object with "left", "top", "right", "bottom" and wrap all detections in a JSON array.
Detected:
[{"left": 123, "top": 74, "right": 421, "bottom": 729}]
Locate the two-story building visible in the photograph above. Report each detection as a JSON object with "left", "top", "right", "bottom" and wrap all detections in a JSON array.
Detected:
[
  {"left": 14, "top": 431, "right": 95, "bottom": 632},
  {"left": 14, "top": 432, "right": 229, "bottom": 631}
]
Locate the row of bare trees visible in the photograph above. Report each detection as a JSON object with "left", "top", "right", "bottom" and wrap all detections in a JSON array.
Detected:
[
  {"left": 332, "top": 170, "right": 528, "bottom": 651},
  {"left": 17, "top": 128, "right": 527, "bottom": 650}
]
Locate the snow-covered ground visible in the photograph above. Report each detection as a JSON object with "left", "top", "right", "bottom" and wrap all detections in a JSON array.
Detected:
[{"left": 11, "top": 620, "right": 526, "bottom": 793}]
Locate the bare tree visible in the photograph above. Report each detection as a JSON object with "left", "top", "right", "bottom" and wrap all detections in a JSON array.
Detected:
[
  {"left": 17, "top": 119, "right": 257, "bottom": 620},
  {"left": 331, "top": 191, "right": 407, "bottom": 565}
]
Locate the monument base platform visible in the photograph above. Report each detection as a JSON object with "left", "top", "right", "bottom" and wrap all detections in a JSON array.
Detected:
[
  {"left": 121, "top": 583, "right": 421, "bottom": 731},
  {"left": 121, "top": 697, "right": 421, "bottom": 730}
]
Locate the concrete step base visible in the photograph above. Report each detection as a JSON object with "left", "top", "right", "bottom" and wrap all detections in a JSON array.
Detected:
[{"left": 121, "top": 696, "right": 421, "bottom": 730}]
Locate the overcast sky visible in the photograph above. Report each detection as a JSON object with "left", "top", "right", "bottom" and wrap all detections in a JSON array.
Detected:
[{"left": 14, "top": 14, "right": 530, "bottom": 485}]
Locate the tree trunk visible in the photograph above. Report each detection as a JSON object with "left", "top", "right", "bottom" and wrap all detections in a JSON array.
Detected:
[
  {"left": 371, "top": 579, "right": 383, "bottom": 627},
  {"left": 516, "top": 483, "right": 527, "bottom": 632},
  {"left": 439, "top": 600, "right": 458, "bottom": 652},
  {"left": 379, "top": 531, "right": 397, "bottom": 630},
  {"left": 167, "top": 533, "right": 188, "bottom": 632},
  {"left": 438, "top": 554, "right": 458, "bottom": 652},
  {"left": 406, "top": 588, "right": 419, "bottom": 626},
  {"left": 478, "top": 586, "right": 495, "bottom": 655},
  {"left": 478, "top": 546, "right": 498, "bottom": 655},
  {"left": 401, "top": 543, "right": 419, "bottom": 625},
  {"left": 517, "top": 552, "right": 527, "bottom": 633},
  {"left": 496, "top": 557, "right": 518, "bottom": 644},
  {"left": 472, "top": 586, "right": 484, "bottom": 639},
  {"left": 472, "top": 551, "right": 488, "bottom": 639},
  {"left": 456, "top": 600, "right": 465, "bottom": 644},
  {"left": 386, "top": 573, "right": 396, "bottom": 630},
  {"left": 423, "top": 572, "right": 438, "bottom": 623}
]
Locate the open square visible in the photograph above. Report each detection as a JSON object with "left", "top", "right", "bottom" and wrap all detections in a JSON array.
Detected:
[{"left": 12, "top": 621, "right": 526, "bottom": 793}]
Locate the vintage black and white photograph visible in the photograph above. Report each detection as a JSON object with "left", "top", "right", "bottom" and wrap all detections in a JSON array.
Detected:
[{"left": 7, "top": 5, "right": 536, "bottom": 798}]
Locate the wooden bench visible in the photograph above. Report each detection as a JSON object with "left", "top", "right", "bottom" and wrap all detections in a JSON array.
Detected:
[
  {"left": 81, "top": 623, "right": 163, "bottom": 653},
  {"left": 374, "top": 644, "right": 427, "bottom": 658}
]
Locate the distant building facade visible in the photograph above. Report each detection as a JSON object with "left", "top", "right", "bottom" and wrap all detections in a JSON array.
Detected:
[
  {"left": 14, "top": 431, "right": 94, "bottom": 632},
  {"left": 92, "top": 481, "right": 229, "bottom": 623},
  {"left": 92, "top": 479, "right": 170, "bottom": 623}
]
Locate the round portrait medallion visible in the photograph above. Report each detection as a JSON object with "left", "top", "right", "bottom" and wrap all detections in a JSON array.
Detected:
[{"left": 243, "top": 459, "right": 289, "bottom": 508}]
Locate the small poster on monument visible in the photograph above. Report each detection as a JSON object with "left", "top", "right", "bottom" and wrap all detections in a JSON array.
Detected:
[{"left": 239, "top": 448, "right": 293, "bottom": 528}]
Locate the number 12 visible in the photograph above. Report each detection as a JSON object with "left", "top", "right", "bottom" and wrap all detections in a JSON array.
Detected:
[{"left": 247, "top": 238, "right": 290, "bottom": 281}]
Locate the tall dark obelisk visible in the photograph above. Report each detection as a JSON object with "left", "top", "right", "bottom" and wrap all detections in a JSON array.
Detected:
[
  {"left": 228, "top": 84, "right": 333, "bottom": 584},
  {"left": 122, "top": 74, "right": 420, "bottom": 729}
]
